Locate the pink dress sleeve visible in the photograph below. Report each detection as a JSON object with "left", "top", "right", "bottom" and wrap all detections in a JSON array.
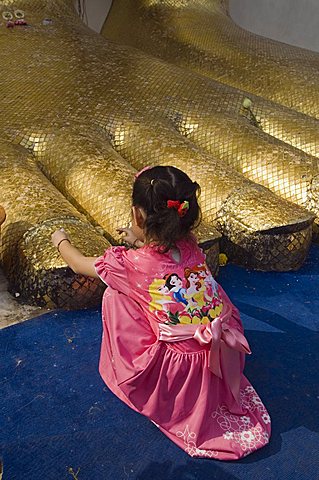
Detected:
[{"left": 94, "top": 246, "right": 130, "bottom": 295}]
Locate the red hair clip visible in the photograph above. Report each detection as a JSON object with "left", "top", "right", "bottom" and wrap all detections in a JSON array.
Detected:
[{"left": 167, "top": 200, "right": 189, "bottom": 217}]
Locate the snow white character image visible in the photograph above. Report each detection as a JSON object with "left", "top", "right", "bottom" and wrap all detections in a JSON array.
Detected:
[{"left": 164, "top": 273, "right": 188, "bottom": 306}]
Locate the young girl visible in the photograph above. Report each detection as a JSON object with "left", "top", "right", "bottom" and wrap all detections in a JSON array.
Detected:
[{"left": 52, "top": 166, "right": 271, "bottom": 460}]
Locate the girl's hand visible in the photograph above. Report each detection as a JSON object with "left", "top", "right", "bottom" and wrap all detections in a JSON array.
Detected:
[
  {"left": 51, "top": 228, "right": 69, "bottom": 248},
  {"left": 51, "top": 228, "right": 98, "bottom": 278},
  {"left": 117, "top": 227, "right": 138, "bottom": 246}
]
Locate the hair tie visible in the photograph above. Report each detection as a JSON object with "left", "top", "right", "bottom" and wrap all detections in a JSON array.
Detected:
[
  {"left": 134, "top": 165, "right": 152, "bottom": 179},
  {"left": 167, "top": 200, "right": 189, "bottom": 217},
  {"left": 150, "top": 179, "right": 155, "bottom": 186}
]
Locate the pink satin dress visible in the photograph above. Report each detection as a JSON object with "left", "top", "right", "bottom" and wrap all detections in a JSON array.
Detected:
[{"left": 95, "top": 237, "right": 271, "bottom": 460}]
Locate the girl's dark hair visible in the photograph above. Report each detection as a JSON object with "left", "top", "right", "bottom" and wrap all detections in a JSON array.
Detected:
[{"left": 132, "top": 166, "right": 201, "bottom": 251}]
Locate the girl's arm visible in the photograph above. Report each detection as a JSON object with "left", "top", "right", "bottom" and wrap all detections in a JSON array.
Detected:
[
  {"left": 52, "top": 229, "right": 99, "bottom": 278},
  {"left": 52, "top": 224, "right": 144, "bottom": 278}
]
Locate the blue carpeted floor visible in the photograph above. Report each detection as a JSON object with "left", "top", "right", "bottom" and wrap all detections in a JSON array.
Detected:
[{"left": 1, "top": 246, "right": 319, "bottom": 480}]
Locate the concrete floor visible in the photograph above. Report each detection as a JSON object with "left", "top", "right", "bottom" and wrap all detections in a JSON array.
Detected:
[{"left": 0, "top": 268, "right": 46, "bottom": 329}]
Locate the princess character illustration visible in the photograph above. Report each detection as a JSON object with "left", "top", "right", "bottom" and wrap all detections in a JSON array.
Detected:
[{"left": 148, "top": 263, "right": 223, "bottom": 326}]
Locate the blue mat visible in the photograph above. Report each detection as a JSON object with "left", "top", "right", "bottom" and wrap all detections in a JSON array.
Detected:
[{"left": 1, "top": 246, "right": 319, "bottom": 480}]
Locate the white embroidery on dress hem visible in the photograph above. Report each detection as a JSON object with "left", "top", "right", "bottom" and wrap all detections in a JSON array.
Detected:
[
  {"left": 176, "top": 425, "right": 218, "bottom": 458},
  {"left": 211, "top": 386, "right": 270, "bottom": 455},
  {"left": 262, "top": 413, "right": 271, "bottom": 424}
]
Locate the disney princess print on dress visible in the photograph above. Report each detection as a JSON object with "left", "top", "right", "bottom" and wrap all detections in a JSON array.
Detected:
[{"left": 148, "top": 262, "right": 223, "bottom": 326}]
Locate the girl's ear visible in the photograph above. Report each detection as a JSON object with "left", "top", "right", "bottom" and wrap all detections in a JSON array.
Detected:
[{"left": 132, "top": 206, "right": 146, "bottom": 228}]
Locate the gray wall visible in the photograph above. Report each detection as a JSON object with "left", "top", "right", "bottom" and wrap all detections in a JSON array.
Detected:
[
  {"left": 229, "top": 0, "right": 319, "bottom": 53},
  {"left": 75, "top": 0, "right": 112, "bottom": 33},
  {"left": 76, "top": 0, "right": 319, "bottom": 53}
]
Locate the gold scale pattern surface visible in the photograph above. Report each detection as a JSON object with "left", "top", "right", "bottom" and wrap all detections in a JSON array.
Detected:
[{"left": 0, "top": 0, "right": 317, "bottom": 308}]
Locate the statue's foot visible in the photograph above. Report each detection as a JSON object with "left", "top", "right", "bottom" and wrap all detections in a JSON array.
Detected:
[
  {"left": 102, "top": 0, "right": 319, "bottom": 119},
  {"left": 0, "top": 1, "right": 316, "bottom": 308},
  {"left": 26, "top": 123, "right": 314, "bottom": 273},
  {"left": 100, "top": 3, "right": 319, "bottom": 219}
]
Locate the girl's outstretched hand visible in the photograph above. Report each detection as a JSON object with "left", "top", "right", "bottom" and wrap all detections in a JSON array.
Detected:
[
  {"left": 51, "top": 228, "right": 98, "bottom": 278},
  {"left": 51, "top": 228, "right": 69, "bottom": 248},
  {"left": 117, "top": 227, "right": 138, "bottom": 246}
]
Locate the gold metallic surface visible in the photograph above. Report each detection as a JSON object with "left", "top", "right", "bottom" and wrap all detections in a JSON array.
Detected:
[
  {"left": 103, "top": 0, "right": 319, "bottom": 119},
  {"left": 0, "top": 140, "right": 109, "bottom": 307},
  {"left": 102, "top": 0, "right": 319, "bottom": 208},
  {"left": 0, "top": 1, "right": 316, "bottom": 308},
  {"left": 0, "top": 206, "right": 5, "bottom": 228}
]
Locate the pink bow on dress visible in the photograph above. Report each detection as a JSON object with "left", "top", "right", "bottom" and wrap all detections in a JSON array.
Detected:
[{"left": 158, "top": 305, "right": 251, "bottom": 401}]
